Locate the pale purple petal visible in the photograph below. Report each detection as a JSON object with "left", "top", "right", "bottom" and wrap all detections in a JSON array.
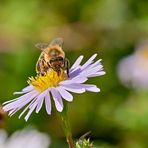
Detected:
[
  {"left": 8, "top": 109, "right": 17, "bottom": 116},
  {"left": 70, "top": 55, "right": 84, "bottom": 69},
  {"left": 13, "top": 91, "right": 27, "bottom": 95},
  {"left": 82, "top": 59, "right": 102, "bottom": 71},
  {"left": 3, "top": 98, "right": 19, "bottom": 105},
  {"left": 85, "top": 64, "right": 103, "bottom": 73},
  {"left": 80, "top": 84, "right": 100, "bottom": 92},
  {"left": 61, "top": 84, "right": 100, "bottom": 93},
  {"left": 88, "top": 71, "right": 106, "bottom": 77},
  {"left": 36, "top": 91, "right": 47, "bottom": 113},
  {"left": 61, "top": 85, "right": 85, "bottom": 93},
  {"left": 88, "top": 59, "right": 102, "bottom": 68},
  {"left": 69, "top": 67, "right": 81, "bottom": 78},
  {"left": 80, "top": 65, "right": 103, "bottom": 77},
  {"left": 81, "top": 54, "right": 97, "bottom": 70},
  {"left": 22, "top": 85, "right": 34, "bottom": 92},
  {"left": 56, "top": 86, "right": 73, "bottom": 102},
  {"left": 13, "top": 85, "right": 34, "bottom": 95},
  {"left": 18, "top": 99, "right": 36, "bottom": 119},
  {"left": 3, "top": 90, "right": 38, "bottom": 111},
  {"left": 25, "top": 103, "right": 37, "bottom": 121},
  {"left": 18, "top": 107, "right": 29, "bottom": 119},
  {"left": 60, "top": 77, "right": 88, "bottom": 85},
  {"left": 51, "top": 88, "right": 63, "bottom": 112},
  {"left": 9, "top": 106, "right": 23, "bottom": 117},
  {"left": 45, "top": 90, "right": 51, "bottom": 114}
]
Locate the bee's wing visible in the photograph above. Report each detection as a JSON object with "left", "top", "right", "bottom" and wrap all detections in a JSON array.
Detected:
[
  {"left": 49, "top": 38, "right": 64, "bottom": 47},
  {"left": 35, "top": 43, "right": 49, "bottom": 50}
]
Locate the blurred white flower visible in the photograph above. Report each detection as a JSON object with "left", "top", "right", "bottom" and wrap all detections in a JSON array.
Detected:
[
  {"left": 117, "top": 41, "right": 148, "bottom": 89},
  {"left": 0, "top": 127, "right": 50, "bottom": 148}
]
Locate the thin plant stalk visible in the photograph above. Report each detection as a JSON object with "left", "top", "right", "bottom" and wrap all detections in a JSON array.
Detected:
[{"left": 60, "top": 103, "right": 74, "bottom": 148}]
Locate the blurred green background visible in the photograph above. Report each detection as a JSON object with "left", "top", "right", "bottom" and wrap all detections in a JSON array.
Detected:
[{"left": 0, "top": 0, "right": 148, "bottom": 147}]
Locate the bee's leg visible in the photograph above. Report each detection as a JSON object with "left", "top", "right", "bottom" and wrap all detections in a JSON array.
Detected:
[
  {"left": 40, "top": 60, "right": 46, "bottom": 76},
  {"left": 46, "top": 62, "right": 52, "bottom": 72},
  {"left": 36, "top": 60, "right": 42, "bottom": 76},
  {"left": 36, "top": 59, "right": 48, "bottom": 76},
  {"left": 64, "top": 58, "right": 70, "bottom": 77},
  {"left": 57, "top": 70, "right": 61, "bottom": 76}
]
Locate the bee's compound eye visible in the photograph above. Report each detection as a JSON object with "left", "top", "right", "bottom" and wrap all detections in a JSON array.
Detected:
[
  {"left": 49, "top": 58, "right": 55, "bottom": 64},
  {"left": 49, "top": 60, "right": 52, "bottom": 64},
  {"left": 56, "top": 56, "right": 62, "bottom": 61}
]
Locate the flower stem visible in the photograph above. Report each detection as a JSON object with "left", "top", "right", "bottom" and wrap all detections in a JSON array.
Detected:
[{"left": 60, "top": 103, "right": 74, "bottom": 148}]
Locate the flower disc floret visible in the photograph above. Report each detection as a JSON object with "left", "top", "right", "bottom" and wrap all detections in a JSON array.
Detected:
[{"left": 28, "top": 70, "right": 67, "bottom": 92}]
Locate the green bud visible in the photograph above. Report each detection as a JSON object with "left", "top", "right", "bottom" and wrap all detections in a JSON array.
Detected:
[{"left": 76, "top": 138, "right": 93, "bottom": 148}]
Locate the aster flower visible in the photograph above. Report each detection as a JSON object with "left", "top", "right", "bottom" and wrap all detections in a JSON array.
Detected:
[
  {"left": 117, "top": 41, "right": 148, "bottom": 89},
  {"left": 0, "top": 127, "right": 50, "bottom": 148},
  {"left": 3, "top": 54, "right": 105, "bottom": 121}
]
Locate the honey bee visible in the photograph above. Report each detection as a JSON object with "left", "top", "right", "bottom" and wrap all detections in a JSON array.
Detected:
[{"left": 35, "top": 38, "right": 70, "bottom": 77}]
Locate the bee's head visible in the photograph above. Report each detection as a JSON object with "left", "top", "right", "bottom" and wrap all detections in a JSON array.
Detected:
[
  {"left": 49, "top": 48, "right": 60, "bottom": 57},
  {"left": 47, "top": 45, "right": 65, "bottom": 58},
  {"left": 49, "top": 57, "right": 64, "bottom": 71}
]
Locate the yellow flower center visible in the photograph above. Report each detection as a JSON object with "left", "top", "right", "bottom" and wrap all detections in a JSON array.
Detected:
[{"left": 28, "top": 70, "right": 67, "bottom": 92}]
